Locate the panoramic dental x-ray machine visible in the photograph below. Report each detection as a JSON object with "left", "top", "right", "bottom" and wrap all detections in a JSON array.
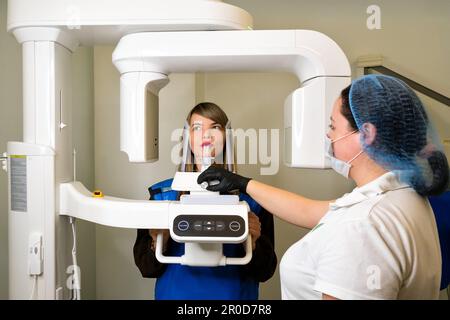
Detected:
[{"left": 3, "top": 0, "right": 351, "bottom": 299}]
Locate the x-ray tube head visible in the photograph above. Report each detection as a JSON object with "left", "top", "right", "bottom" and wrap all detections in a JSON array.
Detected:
[{"left": 113, "top": 30, "right": 351, "bottom": 168}]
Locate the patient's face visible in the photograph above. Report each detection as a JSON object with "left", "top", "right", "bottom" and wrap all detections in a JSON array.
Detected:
[{"left": 189, "top": 113, "right": 225, "bottom": 168}]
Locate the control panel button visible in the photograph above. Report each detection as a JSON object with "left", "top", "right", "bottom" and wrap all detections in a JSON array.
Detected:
[
  {"left": 193, "top": 221, "right": 203, "bottom": 231},
  {"left": 229, "top": 221, "right": 241, "bottom": 232},
  {"left": 177, "top": 220, "right": 189, "bottom": 231},
  {"left": 216, "top": 221, "right": 225, "bottom": 231},
  {"left": 203, "top": 226, "right": 215, "bottom": 232}
]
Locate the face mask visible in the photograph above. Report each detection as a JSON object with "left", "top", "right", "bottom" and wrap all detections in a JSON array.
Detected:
[{"left": 325, "top": 130, "right": 363, "bottom": 179}]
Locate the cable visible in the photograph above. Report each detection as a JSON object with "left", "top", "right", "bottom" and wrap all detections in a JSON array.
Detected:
[
  {"left": 69, "top": 217, "right": 81, "bottom": 300},
  {"left": 29, "top": 275, "right": 38, "bottom": 300}
]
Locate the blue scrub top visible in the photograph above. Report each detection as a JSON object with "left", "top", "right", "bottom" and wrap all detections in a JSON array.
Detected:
[{"left": 429, "top": 191, "right": 450, "bottom": 290}]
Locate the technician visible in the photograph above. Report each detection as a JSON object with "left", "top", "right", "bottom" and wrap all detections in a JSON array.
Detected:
[{"left": 198, "top": 75, "right": 449, "bottom": 300}]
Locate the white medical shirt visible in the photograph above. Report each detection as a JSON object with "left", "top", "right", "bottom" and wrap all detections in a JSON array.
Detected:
[{"left": 280, "top": 172, "right": 441, "bottom": 300}]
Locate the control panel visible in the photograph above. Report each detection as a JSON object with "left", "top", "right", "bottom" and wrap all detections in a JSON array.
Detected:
[
  {"left": 173, "top": 215, "right": 245, "bottom": 238},
  {"left": 168, "top": 201, "right": 249, "bottom": 243}
]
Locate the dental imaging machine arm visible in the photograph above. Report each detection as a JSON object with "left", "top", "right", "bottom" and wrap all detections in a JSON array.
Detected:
[
  {"left": 60, "top": 29, "right": 351, "bottom": 265},
  {"left": 113, "top": 30, "right": 351, "bottom": 166},
  {"left": 59, "top": 173, "right": 253, "bottom": 267}
]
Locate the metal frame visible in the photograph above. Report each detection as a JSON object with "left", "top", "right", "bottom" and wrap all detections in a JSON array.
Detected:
[{"left": 364, "top": 65, "right": 450, "bottom": 107}]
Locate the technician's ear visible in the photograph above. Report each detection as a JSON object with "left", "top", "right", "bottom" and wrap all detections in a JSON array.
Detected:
[{"left": 361, "top": 122, "right": 377, "bottom": 146}]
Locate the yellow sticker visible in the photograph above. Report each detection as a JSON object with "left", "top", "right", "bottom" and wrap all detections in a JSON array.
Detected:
[
  {"left": 10, "top": 155, "right": 26, "bottom": 158},
  {"left": 93, "top": 190, "right": 104, "bottom": 198}
]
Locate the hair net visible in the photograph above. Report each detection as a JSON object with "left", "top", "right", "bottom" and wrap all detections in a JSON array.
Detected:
[{"left": 349, "top": 74, "right": 449, "bottom": 196}]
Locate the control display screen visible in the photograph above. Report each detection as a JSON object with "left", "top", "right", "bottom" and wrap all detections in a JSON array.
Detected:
[{"left": 173, "top": 215, "right": 246, "bottom": 237}]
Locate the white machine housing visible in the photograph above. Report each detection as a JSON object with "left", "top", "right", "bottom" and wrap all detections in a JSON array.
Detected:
[
  {"left": 6, "top": 0, "right": 255, "bottom": 300},
  {"left": 59, "top": 171, "right": 253, "bottom": 267},
  {"left": 5, "top": 0, "right": 351, "bottom": 299},
  {"left": 7, "top": 0, "right": 253, "bottom": 46},
  {"left": 112, "top": 30, "right": 351, "bottom": 167},
  {"left": 158, "top": 172, "right": 252, "bottom": 266}
]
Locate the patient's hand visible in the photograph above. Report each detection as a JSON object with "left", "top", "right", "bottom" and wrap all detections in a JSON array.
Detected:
[
  {"left": 248, "top": 212, "right": 261, "bottom": 251},
  {"left": 149, "top": 229, "right": 170, "bottom": 252}
]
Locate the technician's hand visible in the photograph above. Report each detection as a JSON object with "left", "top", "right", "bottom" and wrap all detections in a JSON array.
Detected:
[
  {"left": 197, "top": 166, "right": 251, "bottom": 193},
  {"left": 248, "top": 212, "right": 261, "bottom": 251},
  {"left": 149, "top": 229, "right": 169, "bottom": 252}
]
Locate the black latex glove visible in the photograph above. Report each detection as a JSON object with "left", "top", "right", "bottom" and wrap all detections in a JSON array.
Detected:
[{"left": 197, "top": 167, "right": 251, "bottom": 193}]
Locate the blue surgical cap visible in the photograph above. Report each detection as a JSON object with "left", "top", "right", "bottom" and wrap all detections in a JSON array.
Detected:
[{"left": 349, "top": 74, "right": 449, "bottom": 195}]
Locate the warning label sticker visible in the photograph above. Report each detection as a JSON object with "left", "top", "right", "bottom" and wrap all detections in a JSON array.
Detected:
[{"left": 10, "top": 156, "right": 27, "bottom": 212}]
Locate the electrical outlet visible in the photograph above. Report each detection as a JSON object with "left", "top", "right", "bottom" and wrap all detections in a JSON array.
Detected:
[{"left": 28, "top": 233, "right": 43, "bottom": 275}]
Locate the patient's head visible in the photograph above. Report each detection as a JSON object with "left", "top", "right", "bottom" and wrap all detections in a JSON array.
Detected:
[{"left": 184, "top": 102, "right": 232, "bottom": 172}]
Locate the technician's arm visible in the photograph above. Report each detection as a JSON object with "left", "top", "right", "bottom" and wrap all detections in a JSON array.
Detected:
[
  {"left": 198, "top": 167, "right": 331, "bottom": 229},
  {"left": 246, "top": 180, "right": 330, "bottom": 229}
]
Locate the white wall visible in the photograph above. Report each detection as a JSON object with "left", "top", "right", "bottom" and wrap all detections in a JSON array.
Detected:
[{"left": 228, "top": 0, "right": 449, "bottom": 97}]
